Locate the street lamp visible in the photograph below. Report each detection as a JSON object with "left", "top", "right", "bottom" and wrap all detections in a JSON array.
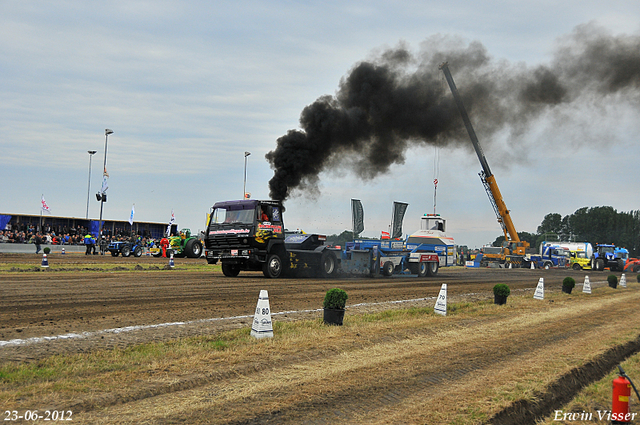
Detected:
[
  {"left": 243, "top": 151, "right": 251, "bottom": 199},
  {"left": 98, "top": 129, "right": 113, "bottom": 237},
  {"left": 86, "top": 150, "right": 97, "bottom": 219}
]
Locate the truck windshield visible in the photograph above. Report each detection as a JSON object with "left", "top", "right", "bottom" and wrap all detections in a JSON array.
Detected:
[{"left": 210, "top": 208, "right": 254, "bottom": 225}]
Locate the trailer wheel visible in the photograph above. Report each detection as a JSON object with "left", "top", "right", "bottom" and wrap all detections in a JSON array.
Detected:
[
  {"left": 426, "top": 261, "right": 439, "bottom": 277},
  {"left": 417, "top": 262, "right": 428, "bottom": 277},
  {"left": 222, "top": 262, "right": 240, "bottom": 277},
  {"left": 572, "top": 263, "right": 581, "bottom": 271},
  {"left": 263, "top": 253, "right": 284, "bottom": 278},
  {"left": 382, "top": 261, "right": 394, "bottom": 276},
  {"left": 319, "top": 251, "right": 337, "bottom": 278}
]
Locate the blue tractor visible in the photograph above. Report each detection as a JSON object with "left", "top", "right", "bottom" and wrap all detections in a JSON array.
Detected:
[
  {"left": 107, "top": 240, "right": 144, "bottom": 257},
  {"left": 590, "top": 243, "right": 625, "bottom": 271}
]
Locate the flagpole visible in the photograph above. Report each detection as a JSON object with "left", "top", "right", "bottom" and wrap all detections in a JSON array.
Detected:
[{"left": 98, "top": 129, "right": 113, "bottom": 237}]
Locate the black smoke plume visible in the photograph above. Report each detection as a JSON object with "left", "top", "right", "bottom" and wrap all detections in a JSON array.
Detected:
[{"left": 266, "top": 23, "right": 640, "bottom": 201}]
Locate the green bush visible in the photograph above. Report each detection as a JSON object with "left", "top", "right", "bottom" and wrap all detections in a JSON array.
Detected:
[
  {"left": 608, "top": 275, "right": 618, "bottom": 286},
  {"left": 493, "top": 284, "right": 510, "bottom": 297},
  {"left": 43, "top": 247, "right": 51, "bottom": 254},
  {"left": 323, "top": 288, "right": 348, "bottom": 310},
  {"left": 562, "top": 277, "right": 576, "bottom": 289}
]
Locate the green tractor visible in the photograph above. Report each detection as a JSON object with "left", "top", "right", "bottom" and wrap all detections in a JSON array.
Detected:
[{"left": 152, "top": 228, "right": 203, "bottom": 258}]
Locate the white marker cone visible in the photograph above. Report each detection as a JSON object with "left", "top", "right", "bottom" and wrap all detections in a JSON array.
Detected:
[
  {"left": 61, "top": 247, "right": 65, "bottom": 255},
  {"left": 582, "top": 275, "right": 591, "bottom": 294},
  {"left": 509, "top": 262, "right": 512, "bottom": 269},
  {"left": 620, "top": 274, "right": 627, "bottom": 288},
  {"left": 251, "top": 290, "right": 274, "bottom": 339},
  {"left": 533, "top": 277, "right": 544, "bottom": 300},
  {"left": 530, "top": 261, "right": 535, "bottom": 270},
  {"left": 434, "top": 283, "right": 447, "bottom": 316},
  {"left": 41, "top": 253, "right": 49, "bottom": 268},
  {"left": 169, "top": 253, "right": 175, "bottom": 268}
]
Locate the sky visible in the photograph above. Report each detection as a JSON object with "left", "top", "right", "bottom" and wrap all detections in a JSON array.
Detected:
[{"left": 1, "top": 1, "right": 639, "bottom": 249}]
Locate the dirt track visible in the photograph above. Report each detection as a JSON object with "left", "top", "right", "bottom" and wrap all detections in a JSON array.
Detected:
[
  {"left": 2, "top": 253, "right": 640, "bottom": 424},
  {"left": 0, "top": 253, "right": 594, "bottom": 363}
]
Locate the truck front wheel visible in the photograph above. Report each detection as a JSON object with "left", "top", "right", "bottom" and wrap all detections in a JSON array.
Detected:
[
  {"left": 263, "top": 254, "right": 284, "bottom": 278},
  {"left": 572, "top": 263, "right": 582, "bottom": 271},
  {"left": 222, "top": 262, "right": 240, "bottom": 277}
]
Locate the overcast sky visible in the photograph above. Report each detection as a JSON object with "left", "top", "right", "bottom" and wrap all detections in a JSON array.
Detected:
[{"left": 2, "top": 1, "right": 639, "bottom": 248}]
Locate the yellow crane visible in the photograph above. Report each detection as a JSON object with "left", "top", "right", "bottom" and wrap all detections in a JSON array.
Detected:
[{"left": 439, "top": 62, "right": 529, "bottom": 266}]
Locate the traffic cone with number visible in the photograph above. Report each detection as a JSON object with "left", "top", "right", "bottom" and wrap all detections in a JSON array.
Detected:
[
  {"left": 61, "top": 247, "right": 65, "bottom": 255},
  {"left": 169, "top": 253, "right": 175, "bottom": 268},
  {"left": 41, "top": 253, "right": 49, "bottom": 268},
  {"left": 251, "top": 290, "right": 273, "bottom": 339}
]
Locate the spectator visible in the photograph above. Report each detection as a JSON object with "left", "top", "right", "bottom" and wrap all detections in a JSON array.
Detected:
[{"left": 34, "top": 232, "right": 43, "bottom": 254}]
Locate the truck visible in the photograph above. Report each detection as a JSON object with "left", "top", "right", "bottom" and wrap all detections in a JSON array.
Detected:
[
  {"left": 523, "top": 243, "right": 569, "bottom": 269},
  {"left": 590, "top": 243, "right": 625, "bottom": 271},
  {"left": 547, "top": 241, "right": 593, "bottom": 270},
  {"left": 440, "top": 62, "right": 530, "bottom": 267},
  {"left": 341, "top": 214, "right": 456, "bottom": 277},
  {"left": 204, "top": 199, "right": 340, "bottom": 278}
]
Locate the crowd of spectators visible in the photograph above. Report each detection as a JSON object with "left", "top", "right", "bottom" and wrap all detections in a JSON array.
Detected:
[{"left": 0, "top": 222, "right": 160, "bottom": 248}]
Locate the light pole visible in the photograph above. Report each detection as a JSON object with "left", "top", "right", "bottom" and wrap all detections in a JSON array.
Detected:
[
  {"left": 86, "top": 150, "right": 97, "bottom": 219},
  {"left": 98, "top": 129, "right": 113, "bottom": 237},
  {"left": 243, "top": 151, "right": 251, "bottom": 199}
]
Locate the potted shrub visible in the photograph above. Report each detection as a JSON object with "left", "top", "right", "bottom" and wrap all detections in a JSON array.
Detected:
[
  {"left": 562, "top": 277, "right": 575, "bottom": 294},
  {"left": 608, "top": 274, "right": 618, "bottom": 289},
  {"left": 43, "top": 247, "right": 51, "bottom": 255},
  {"left": 493, "top": 284, "right": 510, "bottom": 305},
  {"left": 323, "top": 288, "right": 348, "bottom": 326}
]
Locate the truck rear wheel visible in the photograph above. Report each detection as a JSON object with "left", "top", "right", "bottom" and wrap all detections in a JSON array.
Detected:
[
  {"left": 263, "top": 254, "right": 284, "bottom": 278},
  {"left": 121, "top": 245, "right": 131, "bottom": 257},
  {"left": 222, "top": 262, "right": 240, "bottom": 277},
  {"left": 382, "top": 261, "right": 394, "bottom": 276},
  {"left": 417, "top": 262, "right": 428, "bottom": 277},
  {"left": 133, "top": 246, "right": 143, "bottom": 257},
  {"left": 319, "top": 251, "right": 337, "bottom": 278},
  {"left": 426, "top": 261, "right": 439, "bottom": 276}
]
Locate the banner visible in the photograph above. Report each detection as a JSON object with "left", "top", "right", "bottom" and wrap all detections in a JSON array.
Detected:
[
  {"left": 41, "top": 195, "right": 51, "bottom": 214},
  {"left": 351, "top": 199, "right": 364, "bottom": 236},
  {"left": 391, "top": 201, "right": 408, "bottom": 239},
  {"left": 129, "top": 204, "right": 135, "bottom": 225}
]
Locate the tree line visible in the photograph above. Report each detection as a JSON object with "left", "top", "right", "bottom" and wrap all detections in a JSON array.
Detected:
[{"left": 493, "top": 206, "right": 640, "bottom": 256}]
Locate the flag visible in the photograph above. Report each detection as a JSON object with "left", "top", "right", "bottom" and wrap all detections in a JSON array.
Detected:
[
  {"left": 41, "top": 195, "right": 51, "bottom": 214},
  {"left": 129, "top": 204, "right": 135, "bottom": 225},
  {"left": 381, "top": 230, "right": 390, "bottom": 240},
  {"left": 391, "top": 201, "right": 409, "bottom": 239},
  {"left": 351, "top": 199, "right": 364, "bottom": 236},
  {"left": 166, "top": 209, "right": 176, "bottom": 236}
]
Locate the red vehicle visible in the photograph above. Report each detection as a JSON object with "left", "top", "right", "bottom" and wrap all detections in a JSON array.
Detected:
[{"left": 624, "top": 257, "right": 640, "bottom": 273}]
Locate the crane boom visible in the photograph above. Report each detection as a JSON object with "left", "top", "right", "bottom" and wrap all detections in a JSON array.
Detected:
[{"left": 439, "top": 62, "right": 527, "bottom": 255}]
